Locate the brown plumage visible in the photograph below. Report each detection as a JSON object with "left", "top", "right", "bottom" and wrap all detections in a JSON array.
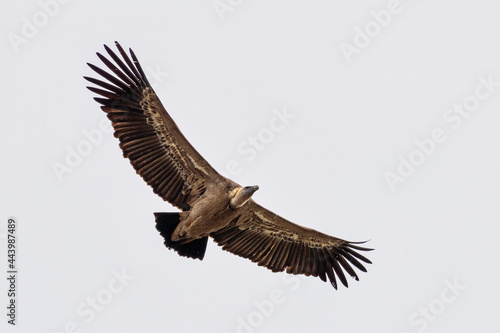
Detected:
[{"left": 85, "top": 42, "right": 373, "bottom": 289}]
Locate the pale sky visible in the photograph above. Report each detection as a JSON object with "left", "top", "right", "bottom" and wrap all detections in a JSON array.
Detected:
[{"left": 1, "top": 1, "right": 500, "bottom": 332}]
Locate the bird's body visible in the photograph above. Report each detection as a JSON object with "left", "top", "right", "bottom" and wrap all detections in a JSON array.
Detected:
[
  {"left": 173, "top": 182, "right": 239, "bottom": 242},
  {"left": 85, "top": 42, "right": 373, "bottom": 289}
]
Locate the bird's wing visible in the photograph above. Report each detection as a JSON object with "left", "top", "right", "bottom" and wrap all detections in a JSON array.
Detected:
[
  {"left": 211, "top": 200, "right": 372, "bottom": 289},
  {"left": 85, "top": 42, "right": 229, "bottom": 211}
]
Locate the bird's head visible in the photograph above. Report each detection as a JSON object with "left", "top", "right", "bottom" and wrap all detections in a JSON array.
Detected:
[
  {"left": 229, "top": 185, "right": 259, "bottom": 209},
  {"left": 242, "top": 185, "right": 259, "bottom": 195}
]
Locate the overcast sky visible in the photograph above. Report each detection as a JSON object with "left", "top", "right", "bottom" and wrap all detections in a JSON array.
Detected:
[{"left": 1, "top": 1, "right": 500, "bottom": 332}]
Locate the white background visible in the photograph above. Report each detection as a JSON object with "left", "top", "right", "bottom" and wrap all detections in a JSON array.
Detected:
[{"left": 1, "top": 1, "right": 499, "bottom": 332}]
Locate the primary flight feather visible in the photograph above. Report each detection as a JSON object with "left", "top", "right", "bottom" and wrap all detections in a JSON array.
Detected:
[{"left": 85, "top": 42, "right": 373, "bottom": 289}]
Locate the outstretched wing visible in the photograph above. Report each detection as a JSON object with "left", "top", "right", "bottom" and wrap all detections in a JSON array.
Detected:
[
  {"left": 84, "top": 42, "right": 227, "bottom": 211},
  {"left": 211, "top": 201, "right": 372, "bottom": 289}
]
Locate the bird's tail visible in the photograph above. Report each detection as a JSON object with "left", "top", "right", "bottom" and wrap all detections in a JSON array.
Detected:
[{"left": 154, "top": 212, "right": 208, "bottom": 260}]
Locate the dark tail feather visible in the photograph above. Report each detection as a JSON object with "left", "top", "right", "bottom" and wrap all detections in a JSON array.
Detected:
[{"left": 154, "top": 212, "right": 208, "bottom": 260}]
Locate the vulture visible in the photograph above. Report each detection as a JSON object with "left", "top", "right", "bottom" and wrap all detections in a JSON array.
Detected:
[{"left": 84, "top": 42, "right": 373, "bottom": 289}]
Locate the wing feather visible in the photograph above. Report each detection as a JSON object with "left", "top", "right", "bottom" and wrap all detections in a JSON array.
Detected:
[
  {"left": 317, "top": 249, "right": 329, "bottom": 283},
  {"left": 329, "top": 251, "right": 348, "bottom": 288},
  {"left": 325, "top": 262, "right": 337, "bottom": 288},
  {"left": 211, "top": 201, "right": 372, "bottom": 289}
]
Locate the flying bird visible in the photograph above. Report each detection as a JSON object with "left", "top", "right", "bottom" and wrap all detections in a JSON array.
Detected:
[{"left": 85, "top": 42, "right": 373, "bottom": 289}]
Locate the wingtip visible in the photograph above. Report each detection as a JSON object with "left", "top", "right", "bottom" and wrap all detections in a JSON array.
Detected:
[
  {"left": 347, "top": 239, "right": 370, "bottom": 244},
  {"left": 87, "top": 62, "right": 99, "bottom": 71},
  {"left": 346, "top": 240, "right": 374, "bottom": 252},
  {"left": 114, "top": 41, "right": 124, "bottom": 51},
  {"left": 129, "top": 47, "right": 138, "bottom": 61},
  {"left": 349, "top": 244, "right": 374, "bottom": 252},
  {"left": 96, "top": 52, "right": 107, "bottom": 62}
]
